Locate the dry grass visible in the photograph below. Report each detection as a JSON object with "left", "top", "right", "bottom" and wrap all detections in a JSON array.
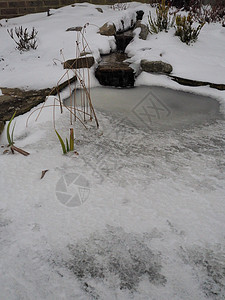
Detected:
[{"left": 26, "top": 24, "right": 99, "bottom": 132}]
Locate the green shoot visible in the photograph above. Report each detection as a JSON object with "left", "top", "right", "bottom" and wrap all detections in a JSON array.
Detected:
[
  {"left": 55, "top": 130, "right": 67, "bottom": 154},
  {"left": 7, "top": 111, "right": 16, "bottom": 146},
  {"left": 66, "top": 138, "right": 69, "bottom": 152},
  {"left": 55, "top": 128, "right": 75, "bottom": 154}
]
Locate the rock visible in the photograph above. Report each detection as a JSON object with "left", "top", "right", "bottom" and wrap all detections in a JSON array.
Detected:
[
  {"left": 0, "top": 121, "right": 4, "bottom": 135},
  {"left": 134, "top": 21, "right": 149, "bottom": 40},
  {"left": 136, "top": 10, "right": 144, "bottom": 21},
  {"left": 0, "top": 91, "right": 49, "bottom": 122},
  {"left": 96, "top": 7, "right": 103, "bottom": 13},
  {"left": 66, "top": 26, "right": 82, "bottom": 32},
  {"left": 115, "top": 30, "right": 133, "bottom": 52},
  {"left": 169, "top": 75, "right": 225, "bottom": 90},
  {"left": 95, "top": 53, "right": 134, "bottom": 87},
  {"left": 141, "top": 60, "right": 173, "bottom": 74},
  {"left": 95, "top": 65, "right": 134, "bottom": 87},
  {"left": 64, "top": 57, "right": 95, "bottom": 69},
  {"left": 99, "top": 22, "right": 116, "bottom": 36},
  {"left": 0, "top": 76, "right": 77, "bottom": 122}
]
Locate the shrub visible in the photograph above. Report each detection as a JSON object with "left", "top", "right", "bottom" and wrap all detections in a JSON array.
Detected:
[
  {"left": 7, "top": 26, "right": 38, "bottom": 51},
  {"left": 110, "top": 2, "right": 129, "bottom": 11},
  {"left": 189, "top": 0, "right": 225, "bottom": 24},
  {"left": 148, "top": 0, "right": 176, "bottom": 34},
  {"left": 175, "top": 14, "right": 204, "bottom": 44},
  {"left": 168, "top": 0, "right": 191, "bottom": 9}
]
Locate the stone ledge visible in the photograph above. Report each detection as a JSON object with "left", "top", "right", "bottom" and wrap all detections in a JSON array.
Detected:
[
  {"left": 64, "top": 57, "right": 95, "bottom": 69},
  {"left": 169, "top": 75, "right": 225, "bottom": 91},
  {"left": 0, "top": 75, "right": 76, "bottom": 123}
]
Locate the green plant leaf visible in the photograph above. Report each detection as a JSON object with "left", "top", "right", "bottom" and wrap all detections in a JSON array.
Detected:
[
  {"left": 7, "top": 111, "right": 16, "bottom": 146},
  {"left": 11, "top": 121, "right": 16, "bottom": 145},
  {"left": 55, "top": 130, "right": 67, "bottom": 154},
  {"left": 66, "top": 138, "right": 69, "bottom": 152}
]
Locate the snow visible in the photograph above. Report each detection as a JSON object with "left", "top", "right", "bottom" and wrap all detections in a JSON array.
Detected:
[
  {"left": 0, "top": 2, "right": 225, "bottom": 300},
  {"left": 0, "top": 3, "right": 225, "bottom": 89}
]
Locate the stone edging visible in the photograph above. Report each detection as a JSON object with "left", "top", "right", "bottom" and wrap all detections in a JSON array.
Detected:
[
  {"left": 0, "top": 75, "right": 77, "bottom": 134},
  {"left": 169, "top": 75, "right": 225, "bottom": 91}
]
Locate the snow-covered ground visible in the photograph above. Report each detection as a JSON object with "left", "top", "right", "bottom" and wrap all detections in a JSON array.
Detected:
[{"left": 0, "top": 2, "right": 225, "bottom": 300}]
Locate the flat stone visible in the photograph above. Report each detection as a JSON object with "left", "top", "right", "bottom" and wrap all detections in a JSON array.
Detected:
[
  {"left": 64, "top": 56, "right": 95, "bottom": 69},
  {"left": 170, "top": 75, "right": 225, "bottom": 90},
  {"left": 66, "top": 26, "right": 83, "bottom": 32},
  {"left": 95, "top": 53, "right": 134, "bottom": 87},
  {"left": 141, "top": 60, "right": 173, "bottom": 74},
  {"left": 0, "top": 90, "right": 50, "bottom": 122},
  {"left": 0, "top": 76, "right": 77, "bottom": 122},
  {"left": 99, "top": 22, "right": 116, "bottom": 36}
]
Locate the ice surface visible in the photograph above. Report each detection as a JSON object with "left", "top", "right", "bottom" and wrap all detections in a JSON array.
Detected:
[{"left": 65, "top": 86, "right": 223, "bottom": 130}]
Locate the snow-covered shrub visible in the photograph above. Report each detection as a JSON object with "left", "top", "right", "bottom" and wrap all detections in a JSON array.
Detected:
[
  {"left": 7, "top": 26, "right": 38, "bottom": 51},
  {"left": 189, "top": 0, "right": 225, "bottom": 24},
  {"left": 175, "top": 14, "right": 204, "bottom": 45},
  {"left": 148, "top": 0, "right": 175, "bottom": 34},
  {"left": 110, "top": 2, "right": 129, "bottom": 11}
]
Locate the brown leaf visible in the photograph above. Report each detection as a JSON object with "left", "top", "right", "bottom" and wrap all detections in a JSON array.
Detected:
[
  {"left": 11, "top": 145, "right": 30, "bottom": 156},
  {"left": 40, "top": 169, "right": 49, "bottom": 180}
]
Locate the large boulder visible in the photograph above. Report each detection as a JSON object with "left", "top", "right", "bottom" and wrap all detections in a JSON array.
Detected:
[
  {"left": 141, "top": 60, "right": 173, "bottom": 74},
  {"left": 134, "top": 21, "right": 149, "bottom": 40},
  {"left": 99, "top": 22, "right": 116, "bottom": 36},
  {"left": 64, "top": 57, "right": 95, "bottom": 69}
]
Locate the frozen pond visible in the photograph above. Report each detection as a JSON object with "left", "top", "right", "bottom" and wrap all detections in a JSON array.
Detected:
[{"left": 65, "top": 86, "right": 223, "bottom": 130}]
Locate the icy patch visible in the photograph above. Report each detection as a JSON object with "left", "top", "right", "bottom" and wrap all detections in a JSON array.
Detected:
[
  {"left": 65, "top": 86, "right": 223, "bottom": 131},
  {"left": 66, "top": 226, "right": 166, "bottom": 296},
  {"left": 180, "top": 245, "right": 225, "bottom": 299},
  {"left": 0, "top": 209, "right": 11, "bottom": 228}
]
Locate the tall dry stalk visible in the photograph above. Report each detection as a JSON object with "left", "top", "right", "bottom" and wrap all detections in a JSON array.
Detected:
[{"left": 27, "top": 23, "right": 99, "bottom": 131}]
